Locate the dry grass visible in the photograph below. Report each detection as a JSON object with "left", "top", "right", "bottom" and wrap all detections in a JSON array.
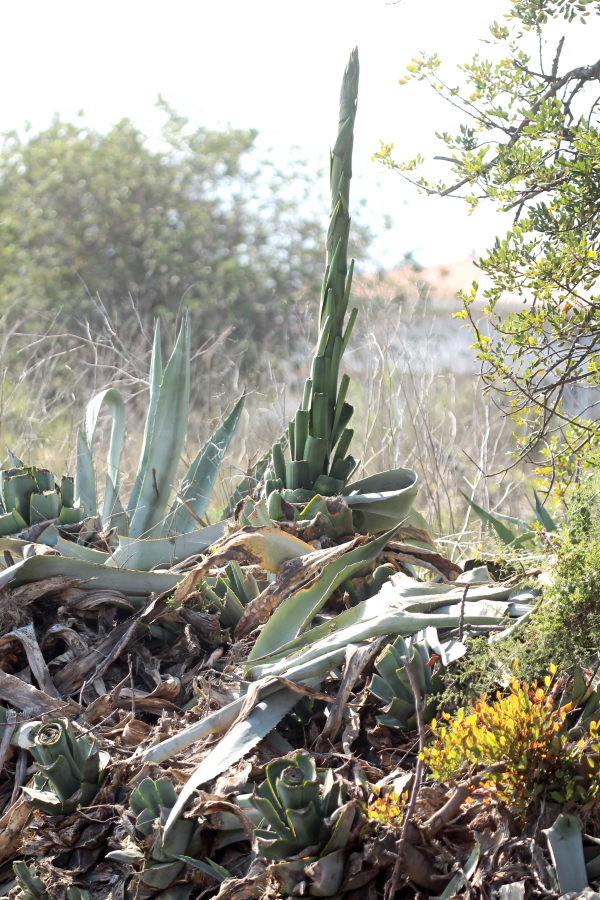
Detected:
[{"left": 0, "top": 273, "right": 535, "bottom": 553}]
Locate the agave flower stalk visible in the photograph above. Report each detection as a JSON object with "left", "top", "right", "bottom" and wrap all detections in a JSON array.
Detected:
[
  {"left": 20, "top": 718, "right": 109, "bottom": 815},
  {"left": 369, "top": 633, "right": 445, "bottom": 731},
  {"left": 265, "top": 49, "right": 360, "bottom": 504},
  {"left": 250, "top": 753, "right": 357, "bottom": 897},
  {"left": 107, "top": 777, "right": 203, "bottom": 898}
]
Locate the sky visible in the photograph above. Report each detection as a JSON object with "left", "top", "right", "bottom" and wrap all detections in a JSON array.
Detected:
[{"left": 0, "top": 0, "right": 598, "bottom": 268}]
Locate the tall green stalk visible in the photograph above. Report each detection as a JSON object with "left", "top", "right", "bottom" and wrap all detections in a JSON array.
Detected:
[{"left": 266, "top": 48, "right": 360, "bottom": 503}]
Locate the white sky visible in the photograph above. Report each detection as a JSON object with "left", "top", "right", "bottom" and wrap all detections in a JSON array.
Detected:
[{"left": 0, "top": 0, "right": 598, "bottom": 267}]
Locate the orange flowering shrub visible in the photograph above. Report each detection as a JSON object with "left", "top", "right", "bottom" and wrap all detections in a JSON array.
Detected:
[{"left": 421, "top": 666, "right": 600, "bottom": 813}]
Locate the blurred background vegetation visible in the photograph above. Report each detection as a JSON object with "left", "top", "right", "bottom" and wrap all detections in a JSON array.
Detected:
[{"left": 0, "top": 103, "right": 531, "bottom": 548}]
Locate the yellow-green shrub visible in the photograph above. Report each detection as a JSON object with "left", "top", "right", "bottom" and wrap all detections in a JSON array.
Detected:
[{"left": 421, "top": 668, "right": 600, "bottom": 814}]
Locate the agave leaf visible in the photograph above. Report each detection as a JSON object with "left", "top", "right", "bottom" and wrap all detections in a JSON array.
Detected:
[
  {"left": 286, "top": 801, "right": 322, "bottom": 846},
  {"left": 167, "top": 393, "right": 245, "bottom": 535},
  {"left": 30, "top": 491, "right": 60, "bottom": 525},
  {"left": 160, "top": 819, "right": 196, "bottom": 859},
  {"left": 305, "top": 847, "right": 346, "bottom": 896},
  {"left": 137, "top": 777, "right": 162, "bottom": 816},
  {"left": 294, "top": 753, "right": 318, "bottom": 783},
  {"left": 7, "top": 449, "right": 24, "bottom": 468},
  {"left": 212, "top": 527, "right": 314, "bottom": 575},
  {"left": 460, "top": 491, "right": 517, "bottom": 546},
  {"left": 439, "top": 835, "right": 482, "bottom": 900},
  {"left": 140, "top": 861, "right": 184, "bottom": 889},
  {"left": 21, "top": 786, "right": 64, "bottom": 815},
  {"left": 543, "top": 815, "right": 588, "bottom": 895},
  {"left": 102, "top": 475, "right": 129, "bottom": 536},
  {"left": 369, "top": 673, "right": 395, "bottom": 705},
  {"left": 374, "top": 647, "right": 413, "bottom": 703},
  {"left": 75, "top": 431, "right": 97, "bottom": 517},
  {"left": 510, "top": 530, "right": 537, "bottom": 548},
  {"left": 386, "top": 696, "right": 416, "bottom": 724},
  {"left": 3, "top": 471, "right": 37, "bottom": 523},
  {"left": 342, "top": 468, "right": 418, "bottom": 534},
  {"left": 0, "top": 510, "right": 27, "bottom": 536},
  {"left": 129, "top": 314, "right": 190, "bottom": 540},
  {"left": 248, "top": 526, "right": 401, "bottom": 663},
  {"left": 248, "top": 608, "right": 507, "bottom": 682},
  {"left": 488, "top": 510, "right": 531, "bottom": 532},
  {"left": 163, "top": 686, "right": 300, "bottom": 843},
  {"left": 250, "top": 796, "right": 294, "bottom": 839},
  {"left": 106, "top": 847, "right": 145, "bottom": 862},
  {"left": 13, "top": 862, "right": 44, "bottom": 898},
  {"left": 255, "top": 835, "right": 305, "bottom": 862},
  {"left": 34, "top": 754, "right": 80, "bottom": 801},
  {"left": 58, "top": 507, "right": 84, "bottom": 526},
  {"left": 85, "top": 388, "right": 126, "bottom": 498},
  {"left": 52, "top": 534, "right": 110, "bottom": 564},
  {"left": 529, "top": 490, "right": 558, "bottom": 532},
  {"left": 128, "top": 321, "right": 163, "bottom": 516},
  {"left": 156, "top": 777, "right": 179, "bottom": 809},
  {"left": 174, "top": 856, "right": 230, "bottom": 883},
  {"left": 109, "top": 522, "right": 225, "bottom": 570},
  {"left": 6, "top": 553, "right": 181, "bottom": 596}
]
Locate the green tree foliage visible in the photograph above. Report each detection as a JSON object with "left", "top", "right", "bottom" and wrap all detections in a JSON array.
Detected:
[
  {"left": 374, "top": 0, "right": 600, "bottom": 498},
  {"left": 0, "top": 100, "right": 334, "bottom": 359}
]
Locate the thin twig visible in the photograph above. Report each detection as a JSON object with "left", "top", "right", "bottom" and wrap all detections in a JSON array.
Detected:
[{"left": 128, "top": 654, "right": 136, "bottom": 720}]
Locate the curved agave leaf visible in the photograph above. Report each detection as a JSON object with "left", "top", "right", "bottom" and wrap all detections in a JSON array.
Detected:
[
  {"left": 167, "top": 393, "right": 245, "bottom": 535},
  {"left": 128, "top": 320, "right": 163, "bottom": 517},
  {"left": 343, "top": 468, "right": 418, "bottom": 534},
  {"left": 129, "top": 315, "right": 190, "bottom": 540},
  {"left": 85, "top": 388, "right": 126, "bottom": 498},
  {"left": 460, "top": 491, "right": 519, "bottom": 546},
  {"left": 75, "top": 431, "right": 97, "bottom": 517}
]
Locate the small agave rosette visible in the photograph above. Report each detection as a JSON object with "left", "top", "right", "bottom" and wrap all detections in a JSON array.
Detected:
[
  {"left": 107, "top": 777, "right": 205, "bottom": 900},
  {"left": 23, "top": 718, "right": 109, "bottom": 815},
  {"left": 250, "top": 753, "right": 357, "bottom": 897},
  {"left": 4, "top": 862, "right": 89, "bottom": 900},
  {"left": 369, "top": 635, "right": 444, "bottom": 731}
]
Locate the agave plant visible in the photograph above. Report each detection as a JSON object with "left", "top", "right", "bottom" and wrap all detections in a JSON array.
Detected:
[
  {"left": 250, "top": 753, "right": 357, "bottom": 897},
  {"left": 261, "top": 51, "right": 359, "bottom": 506},
  {"left": 107, "top": 777, "right": 218, "bottom": 898},
  {"left": 75, "top": 314, "right": 245, "bottom": 569},
  {"left": 0, "top": 316, "right": 244, "bottom": 571},
  {"left": 369, "top": 633, "right": 445, "bottom": 731},
  {"left": 461, "top": 488, "right": 558, "bottom": 550},
  {"left": 18, "top": 718, "right": 109, "bottom": 815},
  {"left": 2, "top": 862, "right": 88, "bottom": 900},
  {"left": 0, "top": 459, "right": 85, "bottom": 538}
]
